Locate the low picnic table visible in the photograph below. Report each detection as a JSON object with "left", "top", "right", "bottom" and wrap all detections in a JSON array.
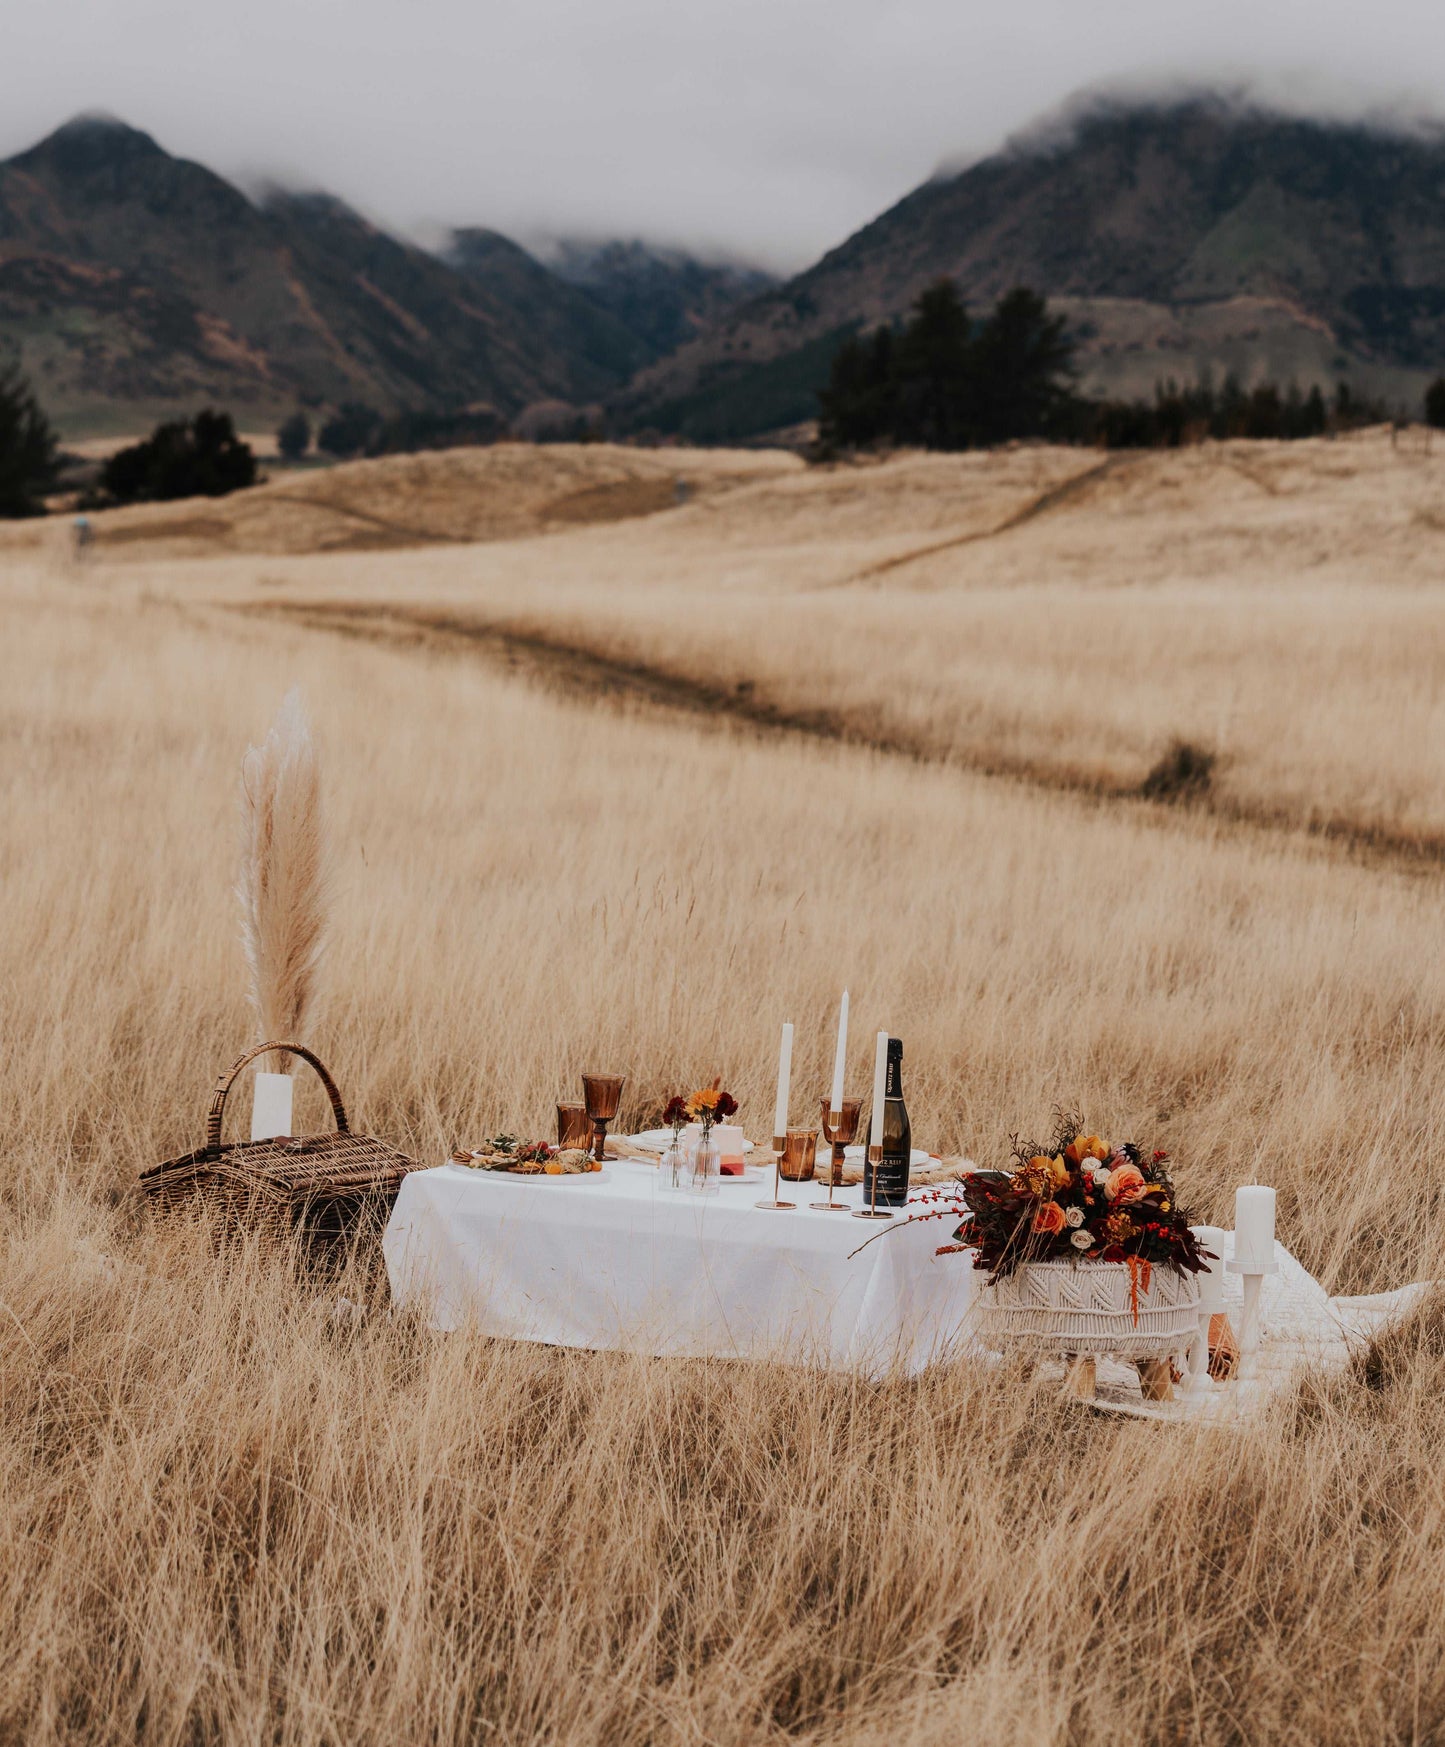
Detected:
[
  {"left": 383, "top": 1150, "right": 1417, "bottom": 1406},
  {"left": 382, "top": 1148, "right": 977, "bottom": 1375}
]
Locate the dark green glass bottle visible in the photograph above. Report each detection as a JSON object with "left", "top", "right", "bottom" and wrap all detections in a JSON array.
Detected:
[{"left": 863, "top": 1036, "right": 911, "bottom": 1208}]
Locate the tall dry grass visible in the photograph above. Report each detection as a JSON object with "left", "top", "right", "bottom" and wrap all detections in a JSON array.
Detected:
[
  {"left": 4, "top": 434, "right": 1445, "bottom": 1743},
  {"left": 98, "top": 427, "right": 1445, "bottom": 847}
]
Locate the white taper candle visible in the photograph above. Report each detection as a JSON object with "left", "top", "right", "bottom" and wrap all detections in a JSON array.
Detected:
[
  {"left": 1191, "top": 1226, "right": 1226, "bottom": 1311},
  {"left": 772, "top": 1022, "right": 793, "bottom": 1144},
  {"left": 868, "top": 1030, "right": 888, "bottom": 1149},
  {"left": 1233, "top": 1185, "right": 1276, "bottom": 1269},
  {"left": 251, "top": 1070, "right": 294, "bottom": 1141},
  {"left": 828, "top": 990, "right": 849, "bottom": 1118}
]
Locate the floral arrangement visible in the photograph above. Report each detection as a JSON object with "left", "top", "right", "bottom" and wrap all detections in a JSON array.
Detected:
[
  {"left": 940, "top": 1108, "right": 1211, "bottom": 1285},
  {"left": 451, "top": 1134, "right": 600, "bottom": 1175},
  {"left": 663, "top": 1082, "right": 738, "bottom": 1145}
]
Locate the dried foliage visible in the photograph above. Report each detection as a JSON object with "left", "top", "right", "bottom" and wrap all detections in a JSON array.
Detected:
[{"left": 237, "top": 689, "right": 330, "bottom": 1070}]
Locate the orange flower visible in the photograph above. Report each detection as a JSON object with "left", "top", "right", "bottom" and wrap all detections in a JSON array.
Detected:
[
  {"left": 1032, "top": 1200, "right": 1067, "bottom": 1236},
  {"left": 1066, "top": 1134, "right": 1109, "bottom": 1165},
  {"left": 1105, "top": 1163, "right": 1146, "bottom": 1204},
  {"left": 688, "top": 1087, "right": 720, "bottom": 1115}
]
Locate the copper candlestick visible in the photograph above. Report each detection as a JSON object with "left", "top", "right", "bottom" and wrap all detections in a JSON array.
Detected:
[
  {"left": 581, "top": 1073, "right": 624, "bottom": 1162},
  {"left": 851, "top": 1141, "right": 894, "bottom": 1220},
  {"left": 812, "top": 1098, "right": 861, "bottom": 1212}
]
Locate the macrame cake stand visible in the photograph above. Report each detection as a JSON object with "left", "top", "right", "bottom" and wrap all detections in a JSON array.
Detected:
[{"left": 976, "top": 1258, "right": 1202, "bottom": 1401}]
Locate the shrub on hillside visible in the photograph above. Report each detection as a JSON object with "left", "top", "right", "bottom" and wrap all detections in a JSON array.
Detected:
[
  {"left": 317, "top": 404, "right": 383, "bottom": 458},
  {"left": 365, "top": 407, "right": 508, "bottom": 455},
  {"left": 276, "top": 412, "right": 311, "bottom": 460},
  {"left": 99, "top": 411, "right": 256, "bottom": 505},
  {"left": 0, "top": 364, "right": 59, "bottom": 518}
]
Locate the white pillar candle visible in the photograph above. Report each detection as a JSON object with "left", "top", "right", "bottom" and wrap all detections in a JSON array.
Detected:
[
  {"left": 828, "top": 989, "right": 849, "bottom": 1118},
  {"left": 772, "top": 1022, "right": 793, "bottom": 1144},
  {"left": 1234, "top": 1186, "right": 1276, "bottom": 1269},
  {"left": 868, "top": 1030, "right": 889, "bottom": 1150},
  {"left": 1192, "top": 1225, "right": 1226, "bottom": 1311},
  {"left": 251, "top": 1070, "right": 294, "bottom": 1141}
]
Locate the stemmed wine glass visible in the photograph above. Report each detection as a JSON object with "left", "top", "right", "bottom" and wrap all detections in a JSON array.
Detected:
[
  {"left": 813, "top": 1098, "right": 861, "bottom": 1212},
  {"left": 582, "top": 1074, "right": 625, "bottom": 1163}
]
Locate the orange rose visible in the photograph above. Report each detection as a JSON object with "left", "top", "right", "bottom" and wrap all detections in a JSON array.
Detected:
[
  {"left": 1105, "top": 1163, "right": 1146, "bottom": 1204},
  {"left": 1032, "top": 1200, "right": 1067, "bottom": 1235}
]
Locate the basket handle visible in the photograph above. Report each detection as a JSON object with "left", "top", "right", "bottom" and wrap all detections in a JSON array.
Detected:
[{"left": 205, "top": 1041, "right": 349, "bottom": 1156}]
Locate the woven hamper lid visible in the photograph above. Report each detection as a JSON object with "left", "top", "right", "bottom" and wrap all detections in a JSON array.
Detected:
[{"left": 141, "top": 1041, "right": 415, "bottom": 1207}]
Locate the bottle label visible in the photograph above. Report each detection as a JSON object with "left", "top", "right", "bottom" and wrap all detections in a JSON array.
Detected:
[{"left": 864, "top": 1150, "right": 910, "bottom": 1207}]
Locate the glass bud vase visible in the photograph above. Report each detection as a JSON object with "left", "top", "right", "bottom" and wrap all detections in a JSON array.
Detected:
[
  {"left": 687, "top": 1127, "right": 721, "bottom": 1195},
  {"left": 665, "top": 1131, "right": 686, "bottom": 1189}
]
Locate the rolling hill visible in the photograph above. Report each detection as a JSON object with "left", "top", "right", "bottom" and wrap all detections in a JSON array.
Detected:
[{"left": 616, "top": 96, "right": 1445, "bottom": 441}]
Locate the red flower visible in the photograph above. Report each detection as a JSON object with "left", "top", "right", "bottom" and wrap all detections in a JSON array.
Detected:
[
  {"left": 663, "top": 1095, "right": 689, "bottom": 1127},
  {"left": 715, "top": 1092, "right": 739, "bottom": 1120}
]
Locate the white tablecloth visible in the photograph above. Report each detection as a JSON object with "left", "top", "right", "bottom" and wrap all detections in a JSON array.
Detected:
[
  {"left": 383, "top": 1159, "right": 981, "bottom": 1374},
  {"left": 383, "top": 1164, "right": 1427, "bottom": 1396}
]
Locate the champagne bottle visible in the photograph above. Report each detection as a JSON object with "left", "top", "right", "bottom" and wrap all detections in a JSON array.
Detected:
[{"left": 863, "top": 1036, "right": 911, "bottom": 1208}]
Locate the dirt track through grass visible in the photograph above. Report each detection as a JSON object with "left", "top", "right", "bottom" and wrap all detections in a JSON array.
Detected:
[
  {"left": 232, "top": 595, "right": 1445, "bottom": 876},
  {"left": 847, "top": 453, "right": 1130, "bottom": 583}
]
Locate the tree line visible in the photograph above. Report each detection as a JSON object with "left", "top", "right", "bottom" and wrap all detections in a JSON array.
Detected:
[
  {"left": 6, "top": 286, "right": 1445, "bottom": 516},
  {"left": 817, "top": 279, "right": 1406, "bottom": 454}
]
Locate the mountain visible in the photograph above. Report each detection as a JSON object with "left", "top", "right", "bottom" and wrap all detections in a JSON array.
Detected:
[
  {"left": 444, "top": 228, "right": 651, "bottom": 396},
  {"left": 616, "top": 96, "right": 1445, "bottom": 442},
  {"left": 541, "top": 239, "right": 777, "bottom": 360},
  {"left": 0, "top": 115, "right": 651, "bottom": 435}
]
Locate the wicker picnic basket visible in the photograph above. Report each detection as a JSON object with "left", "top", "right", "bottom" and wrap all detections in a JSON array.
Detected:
[{"left": 140, "top": 1041, "right": 416, "bottom": 1242}]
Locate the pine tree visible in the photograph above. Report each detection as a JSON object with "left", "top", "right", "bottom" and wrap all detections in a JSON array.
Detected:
[{"left": 0, "top": 364, "right": 58, "bottom": 518}]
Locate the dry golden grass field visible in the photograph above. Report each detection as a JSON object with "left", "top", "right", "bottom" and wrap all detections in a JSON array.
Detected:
[{"left": 4, "top": 431, "right": 1445, "bottom": 1745}]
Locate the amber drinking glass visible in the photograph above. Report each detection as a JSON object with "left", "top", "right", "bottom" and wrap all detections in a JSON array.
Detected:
[{"left": 556, "top": 1101, "right": 591, "bottom": 1150}]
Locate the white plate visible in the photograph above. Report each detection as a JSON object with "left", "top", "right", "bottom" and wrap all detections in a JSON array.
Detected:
[
  {"left": 655, "top": 1165, "right": 765, "bottom": 1188},
  {"left": 836, "top": 1145, "right": 937, "bottom": 1167},
  {"left": 627, "top": 1129, "right": 760, "bottom": 1155},
  {"left": 457, "top": 1165, "right": 611, "bottom": 1185}
]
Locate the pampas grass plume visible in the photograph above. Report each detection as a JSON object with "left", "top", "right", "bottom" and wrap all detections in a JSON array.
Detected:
[{"left": 237, "top": 689, "right": 330, "bottom": 1071}]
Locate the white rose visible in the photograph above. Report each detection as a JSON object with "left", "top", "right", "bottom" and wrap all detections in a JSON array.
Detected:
[
  {"left": 1070, "top": 1228, "right": 1095, "bottom": 1250},
  {"left": 1091, "top": 1168, "right": 1111, "bottom": 1196},
  {"left": 1064, "top": 1206, "right": 1084, "bottom": 1228}
]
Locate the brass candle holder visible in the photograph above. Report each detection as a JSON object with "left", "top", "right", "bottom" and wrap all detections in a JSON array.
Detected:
[
  {"left": 757, "top": 1129, "right": 816, "bottom": 1209},
  {"left": 581, "top": 1073, "right": 625, "bottom": 1163},
  {"left": 851, "top": 1141, "right": 894, "bottom": 1220},
  {"left": 812, "top": 1098, "right": 861, "bottom": 1212}
]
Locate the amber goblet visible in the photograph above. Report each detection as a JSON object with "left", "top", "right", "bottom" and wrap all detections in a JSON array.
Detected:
[
  {"left": 812, "top": 1098, "right": 861, "bottom": 1212},
  {"left": 582, "top": 1074, "right": 625, "bottom": 1162}
]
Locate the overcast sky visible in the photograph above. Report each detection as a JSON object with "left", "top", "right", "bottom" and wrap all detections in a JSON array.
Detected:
[{"left": 5, "top": 0, "right": 1445, "bottom": 271}]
